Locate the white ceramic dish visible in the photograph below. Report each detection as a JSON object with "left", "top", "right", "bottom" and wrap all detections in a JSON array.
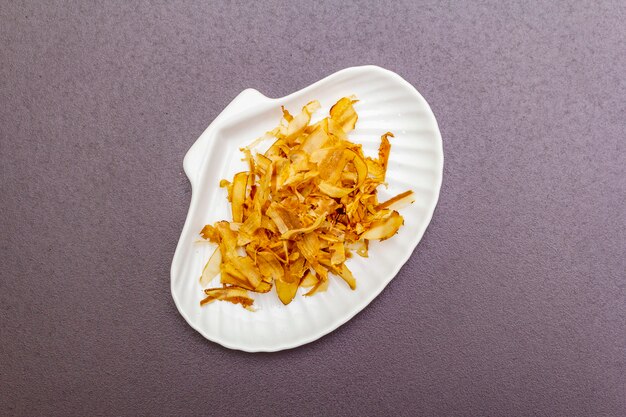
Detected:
[{"left": 171, "top": 65, "right": 443, "bottom": 352}]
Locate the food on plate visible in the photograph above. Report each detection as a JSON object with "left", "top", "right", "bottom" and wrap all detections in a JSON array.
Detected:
[{"left": 198, "top": 97, "right": 414, "bottom": 309}]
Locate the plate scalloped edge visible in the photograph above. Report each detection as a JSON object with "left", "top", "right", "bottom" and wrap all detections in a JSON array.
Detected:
[{"left": 171, "top": 65, "right": 444, "bottom": 352}]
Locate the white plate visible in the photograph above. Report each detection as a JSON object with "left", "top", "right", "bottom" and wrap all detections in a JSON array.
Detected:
[{"left": 171, "top": 65, "right": 443, "bottom": 352}]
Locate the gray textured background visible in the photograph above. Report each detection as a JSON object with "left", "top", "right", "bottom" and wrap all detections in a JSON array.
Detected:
[{"left": 1, "top": 1, "right": 625, "bottom": 416}]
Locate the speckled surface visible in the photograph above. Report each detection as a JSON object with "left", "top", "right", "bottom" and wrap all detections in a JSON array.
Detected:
[{"left": 1, "top": 1, "right": 625, "bottom": 416}]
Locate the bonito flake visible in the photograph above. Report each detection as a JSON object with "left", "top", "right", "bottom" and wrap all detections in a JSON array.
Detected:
[{"left": 198, "top": 97, "right": 415, "bottom": 308}]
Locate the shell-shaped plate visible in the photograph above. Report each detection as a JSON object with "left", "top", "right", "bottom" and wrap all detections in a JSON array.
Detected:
[{"left": 171, "top": 66, "right": 443, "bottom": 352}]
